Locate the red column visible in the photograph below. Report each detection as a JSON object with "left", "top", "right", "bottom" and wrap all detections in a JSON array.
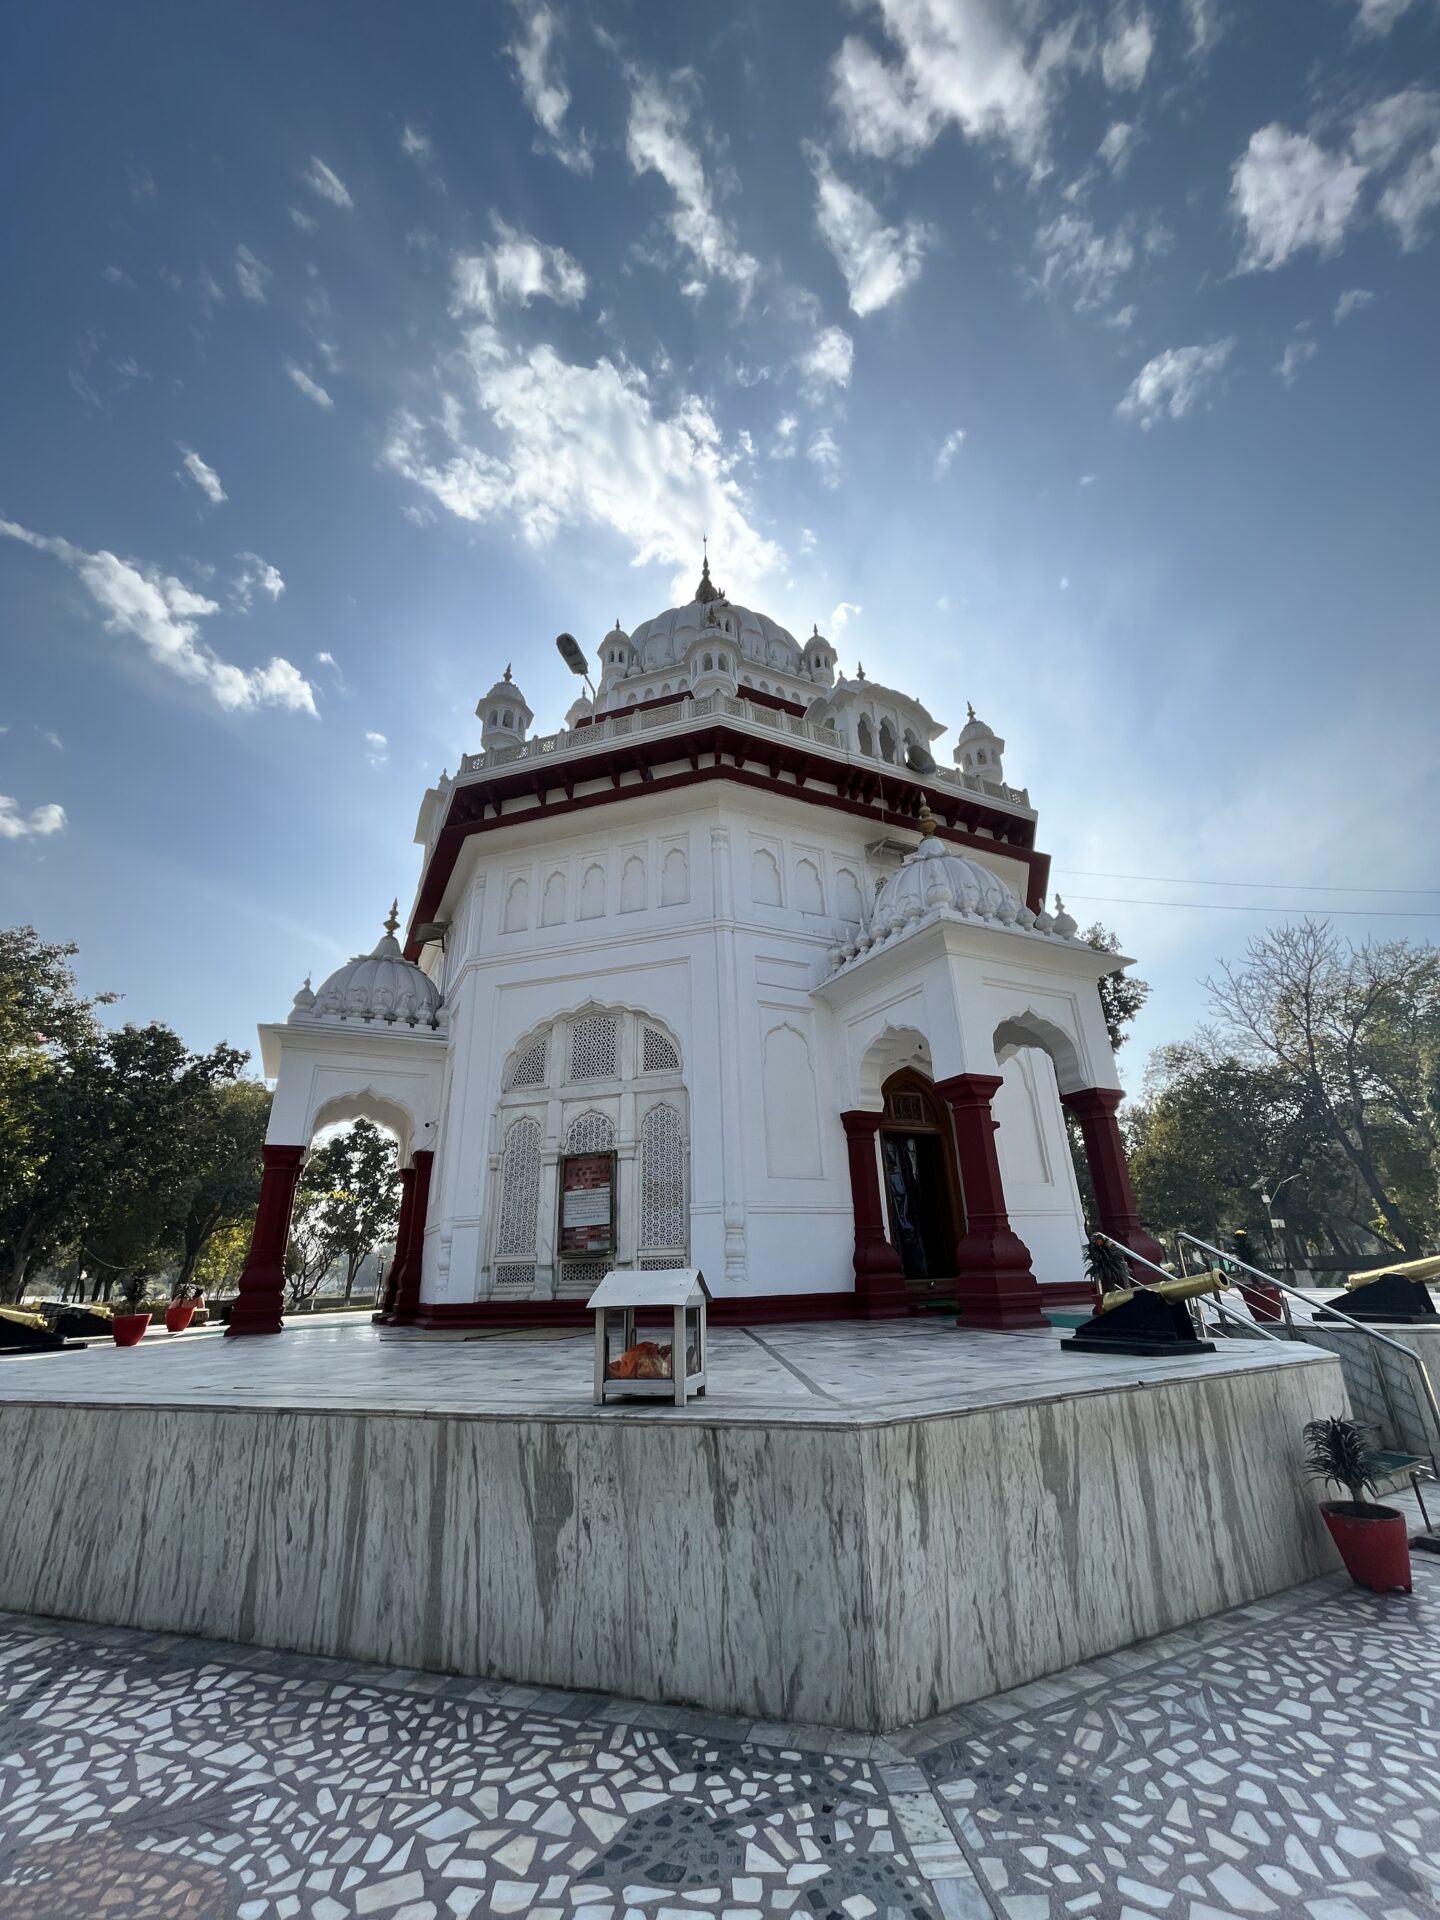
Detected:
[
  {"left": 841, "top": 1111, "right": 909, "bottom": 1318},
  {"left": 228, "top": 1144, "right": 305, "bottom": 1337},
  {"left": 374, "top": 1165, "right": 417, "bottom": 1324},
  {"left": 389, "top": 1149, "right": 433, "bottom": 1324},
  {"left": 1061, "top": 1088, "right": 1165, "bottom": 1269},
  {"left": 935, "top": 1074, "right": 1048, "bottom": 1331}
]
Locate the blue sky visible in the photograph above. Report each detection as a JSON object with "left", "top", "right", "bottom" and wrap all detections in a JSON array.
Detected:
[{"left": 3, "top": 0, "right": 1438, "bottom": 1082}]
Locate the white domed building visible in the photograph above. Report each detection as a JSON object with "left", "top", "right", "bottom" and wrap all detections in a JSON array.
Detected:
[{"left": 234, "top": 557, "right": 1160, "bottom": 1336}]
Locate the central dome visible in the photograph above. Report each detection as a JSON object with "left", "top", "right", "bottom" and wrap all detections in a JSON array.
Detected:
[{"left": 627, "top": 557, "right": 803, "bottom": 677}]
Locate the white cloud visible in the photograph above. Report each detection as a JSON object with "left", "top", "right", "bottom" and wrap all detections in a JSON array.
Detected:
[
  {"left": 1231, "top": 94, "right": 1440, "bottom": 271},
  {"left": 230, "top": 553, "right": 286, "bottom": 610},
  {"left": 1034, "top": 211, "right": 1136, "bottom": 311},
  {"left": 934, "top": 427, "right": 966, "bottom": 476},
  {"left": 1101, "top": 8, "right": 1154, "bottom": 90},
  {"left": 0, "top": 519, "right": 317, "bottom": 716},
  {"left": 1352, "top": 0, "right": 1427, "bottom": 35},
  {"left": 401, "top": 124, "right": 433, "bottom": 161},
  {"left": 828, "top": 601, "right": 861, "bottom": 637},
  {"left": 808, "top": 146, "right": 930, "bottom": 316},
  {"left": 506, "top": 2, "right": 592, "bottom": 173},
  {"left": 290, "top": 205, "right": 318, "bottom": 233},
  {"left": 451, "top": 220, "right": 587, "bottom": 319},
  {"left": 304, "top": 157, "right": 353, "bottom": 209},
  {"left": 1334, "top": 287, "right": 1374, "bottom": 322},
  {"left": 364, "top": 730, "right": 389, "bottom": 766},
  {"left": 1103, "top": 301, "right": 1137, "bottom": 329},
  {"left": 1379, "top": 135, "right": 1440, "bottom": 247},
  {"left": 1116, "top": 339, "right": 1236, "bottom": 427},
  {"left": 1182, "top": 0, "right": 1225, "bottom": 56},
  {"left": 383, "top": 326, "right": 784, "bottom": 593},
  {"left": 626, "top": 76, "right": 759, "bottom": 299},
  {"left": 771, "top": 413, "right": 800, "bottom": 459},
  {"left": 102, "top": 264, "right": 134, "bottom": 287},
  {"left": 807, "top": 426, "right": 843, "bottom": 487},
  {"left": 234, "top": 244, "right": 271, "bottom": 305},
  {"left": 1230, "top": 126, "right": 1367, "bottom": 271},
  {"left": 177, "top": 445, "right": 227, "bottom": 506},
  {"left": 1350, "top": 88, "right": 1440, "bottom": 168},
  {"left": 0, "top": 796, "right": 66, "bottom": 840},
  {"left": 1276, "top": 337, "right": 1319, "bottom": 384},
  {"left": 1097, "top": 121, "right": 1137, "bottom": 174},
  {"left": 797, "top": 324, "right": 855, "bottom": 396},
  {"left": 829, "top": 0, "right": 1067, "bottom": 169},
  {"left": 41, "top": 730, "right": 63, "bottom": 750},
  {"left": 285, "top": 361, "right": 335, "bottom": 409},
  {"left": 199, "top": 267, "right": 226, "bottom": 315}
]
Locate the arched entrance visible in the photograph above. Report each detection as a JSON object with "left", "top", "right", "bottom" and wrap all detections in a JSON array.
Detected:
[{"left": 878, "top": 1069, "right": 962, "bottom": 1290}]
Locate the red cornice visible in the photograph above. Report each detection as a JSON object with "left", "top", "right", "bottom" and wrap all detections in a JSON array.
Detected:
[{"left": 406, "top": 724, "right": 1050, "bottom": 955}]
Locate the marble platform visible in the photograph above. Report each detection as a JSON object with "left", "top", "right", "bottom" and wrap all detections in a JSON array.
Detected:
[{"left": 0, "top": 1321, "right": 1345, "bottom": 1730}]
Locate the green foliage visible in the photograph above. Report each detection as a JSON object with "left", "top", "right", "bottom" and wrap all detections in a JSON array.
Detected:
[
  {"left": 1303, "top": 1415, "right": 1385, "bottom": 1507},
  {"left": 1082, "top": 922, "right": 1150, "bottom": 1053},
  {"left": 289, "top": 1119, "right": 401, "bottom": 1305},
  {"left": 0, "top": 924, "right": 261, "bottom": 1302},
  {"left": 1082, "top": 1235, "right": 1133, "bottom": 1291},
  {"left": 1207, "top": 921, "right": 1440, "bottom": 1255}
]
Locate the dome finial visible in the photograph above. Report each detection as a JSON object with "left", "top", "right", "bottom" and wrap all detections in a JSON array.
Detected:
[
  {"left": 967, "top": 701, "right": 976, "bottom": 722},
  {"left": 856, "top": 660, "right": 866, "bottom": 681},
  {"left": 695, "top": 537, "right": 721, "bottom": 604},
  {"left": 384, "top": 898, "right": 400, "bottom": 938},
  {"left": 503, "top": 663, "right": 513, "bottom": 682},
  {"left": 917, "top": 801, "right": 940, "bottom": 838}
]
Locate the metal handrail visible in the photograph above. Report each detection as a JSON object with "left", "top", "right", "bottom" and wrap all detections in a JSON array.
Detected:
[
  {"left": 1091, "top": 1232, "right": 1289, "bottom": 1346},
  {"left": 1177, "top": 1230, "right": 1440, "bottom": 1464}
]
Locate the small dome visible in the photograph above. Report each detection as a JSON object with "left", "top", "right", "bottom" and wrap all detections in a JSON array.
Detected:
[
  {"left": 302, "top": 903, "right": 443, "bottom": 1030},
  {"left": 291, "top": 973, "right": 316, "bottom": 1014},
  {"left": 564, "top": 692, "right": 594, "bottom": 728},
  {"left": 953, "top": 702, "right": 1006, "bottom": 780},
  {"left": 871, "top": 820, "right": 1022, "bottom": 929}
]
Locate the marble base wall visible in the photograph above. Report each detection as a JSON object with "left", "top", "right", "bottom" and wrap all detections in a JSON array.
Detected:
[{"left": 0, "top": 1358, "right": 1342, "bottom": 1730}]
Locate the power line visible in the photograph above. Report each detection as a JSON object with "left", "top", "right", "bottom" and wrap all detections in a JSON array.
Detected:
[
  {"left": 1064, "top": 893, "right": 1440, "bottom": 918},
  {"left": 1060, "top": 868, "right": 1440, "bottom": 897}
]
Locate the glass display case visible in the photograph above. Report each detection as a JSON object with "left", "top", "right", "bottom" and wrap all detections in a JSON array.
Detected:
[{"left": 588, "top": 1268, "right": 709, "bottom": 1408}]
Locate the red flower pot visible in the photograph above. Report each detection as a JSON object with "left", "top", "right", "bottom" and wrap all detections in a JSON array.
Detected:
[
  {"left": 112, "top": 1313, "right": 151, "bottom": 1348},
  {"left": 1240, "top": 1281, "right": 1284, "bottom": 1322},
  {"left": 164, "top": 1302, "right": 197, "bottom": 1334},
  {"left": 1322, "top": 1501, "right": 1412, "bottom": 1593}
]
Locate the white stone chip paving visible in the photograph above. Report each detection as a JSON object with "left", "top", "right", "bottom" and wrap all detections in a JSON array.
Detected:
[{"left": 1, "top": 1552, "right": 1437, "bottom": 1918}]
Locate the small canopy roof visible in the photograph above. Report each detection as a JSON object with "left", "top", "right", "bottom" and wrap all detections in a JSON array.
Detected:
[{"left": 588, "top": 1268, "right": 709, "bottom": 1309}]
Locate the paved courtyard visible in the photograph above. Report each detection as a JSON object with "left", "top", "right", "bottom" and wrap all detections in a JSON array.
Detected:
[{"left": 1, "top": 1551, "right": 1436, "bottom": 1920}]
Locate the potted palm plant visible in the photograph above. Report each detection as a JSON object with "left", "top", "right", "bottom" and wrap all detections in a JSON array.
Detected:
[
  {"left": 111, "top": 1272, "right": 152, "bottom": 1347},
  {"left": 1303, "top": 1414, "right": 1411, "bottom": 1594}
]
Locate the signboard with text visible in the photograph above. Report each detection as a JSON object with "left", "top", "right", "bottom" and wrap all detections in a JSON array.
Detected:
[{"left": 560, "top": 1151, "right": 615, "bottom": 1254}]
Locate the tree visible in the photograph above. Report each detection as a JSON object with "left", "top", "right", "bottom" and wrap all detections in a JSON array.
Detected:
[
  {"left": 291, "top": 1120, "right": 401, "bottom": 1304},
  {"left": 0, "top": 920, "right": 256, "bottom": 1301},
  {"left": 168, "top": 1079, "right": 271, "bottom": 1294},
  {"left": 1082, "top": 922, "right": 1150, "bottom": 1052},
  {"left": 1207, "top": 922, "right": 1440, "bottom": 1255},
  {"left": 0, "top": 927, "right": 113, "bottom": 1297}
]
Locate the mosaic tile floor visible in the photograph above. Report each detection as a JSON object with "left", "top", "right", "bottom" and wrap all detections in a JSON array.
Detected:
[{"left": 1, "top": 1554, "right": 1436, "bottom": 1918}]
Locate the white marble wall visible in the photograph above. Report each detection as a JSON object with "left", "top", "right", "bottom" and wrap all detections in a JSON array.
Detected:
[{"left": 0, "top": 1357, "right": 1342, "bottom": 1729}]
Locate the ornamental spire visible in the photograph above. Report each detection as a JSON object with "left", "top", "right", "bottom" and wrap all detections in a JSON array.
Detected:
[
  {"left": 384, "top": 899, "right": 400, "bottom": 938},
  {"left": 694, "top": 537, "right": 721, "bottom": 604}
]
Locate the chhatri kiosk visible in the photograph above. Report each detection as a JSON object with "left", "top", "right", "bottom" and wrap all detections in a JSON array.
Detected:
[{"left": 233, "top": 556, "right": 1161, "bottom": 1335}]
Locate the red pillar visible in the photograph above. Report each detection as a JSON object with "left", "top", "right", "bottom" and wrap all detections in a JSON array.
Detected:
[
  {"left": 374, "top": 1165, "right": 418, "bottom": 1324},
  {"left": 1061, "top": 1088, "right": 1165, "bottom": 1269},
  {"left": 228, "top": 1144, "right": 305, "bottom": 1337},
  {"left": 935, "top": 1074, "right": 1048, "bottom": 1331},
  {"left": 389, "top": 1150, "right": 433, "bottom": 1324},
  {"left": 841, "top": 1111, "right": 909, "bottom": 1317}
]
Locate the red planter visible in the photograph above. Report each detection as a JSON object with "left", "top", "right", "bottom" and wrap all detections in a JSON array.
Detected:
[
  {"left": 1239, "top": 1281, "right": 1284, "bottom": 1322},
  {"left": 111, "top": 1313, "right": 151, "bottom": 1348},
  {"left": 1322, "top": 1501, "right": 1412, "bottom": 1593},
  {"left": 164, "top": 1301, "right": 197, "bottom": 1334}
]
